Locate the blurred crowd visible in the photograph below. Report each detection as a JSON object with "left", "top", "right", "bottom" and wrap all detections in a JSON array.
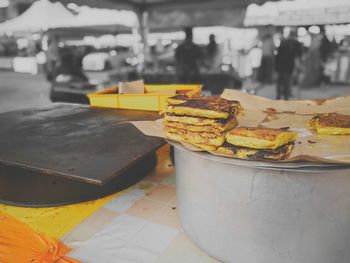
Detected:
[
  {"left": 2, "top": 24, "right": 350, "bottom": 97},
  {"left": 174, "top": 28, "right": 221, "bottom": 83},
  {"left": 45, "top": 36, "right": 88, "bottom": 81},
  {"left": 254, "top": 26, "right": 342, "bottom": 100}
]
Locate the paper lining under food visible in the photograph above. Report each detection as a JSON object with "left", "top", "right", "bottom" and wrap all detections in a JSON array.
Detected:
[{"left": 132, "top": 89, "right": 350, "bottom": 164}]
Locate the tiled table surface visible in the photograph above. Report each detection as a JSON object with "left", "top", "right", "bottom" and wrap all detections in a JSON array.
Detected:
[{"left": 63, "top": 145, "right": 220, "bottom": 263}]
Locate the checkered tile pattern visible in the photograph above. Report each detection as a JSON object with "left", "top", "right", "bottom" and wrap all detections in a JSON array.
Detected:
[{"left": 62, "top": 145, "right": 219, "bottom": 263}]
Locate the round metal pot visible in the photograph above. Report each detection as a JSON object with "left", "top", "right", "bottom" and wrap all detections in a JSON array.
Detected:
[{"left": 174, "top": 144, "right": 350, "bottom": 263}]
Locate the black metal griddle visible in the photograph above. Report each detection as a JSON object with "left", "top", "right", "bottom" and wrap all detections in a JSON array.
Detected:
[{"left": 0, "top": 103, "right": 164, "bottom": 207}]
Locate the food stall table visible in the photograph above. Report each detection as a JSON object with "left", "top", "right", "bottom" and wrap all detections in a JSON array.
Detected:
[
  {"left": 61, "top": 145, "right": 220, "bottom": 262},
  {"left": 62, "top": 142, "right": 350, "bottom": 263},
  {"left": 0, "top": 103, "right": 164, "bottom": 207},
  {"left": 0, "top": 144, "right": 219, "bottom": 262}
]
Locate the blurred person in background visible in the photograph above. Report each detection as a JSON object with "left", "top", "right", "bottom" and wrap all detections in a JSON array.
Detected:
[
  {"left": 319, "top": 26, "right": 333, "bottom": 85},
  {"left": 74, "top": 46, "right": 88, "bottom": 73},
  {"left": 175, "top": 27, "right": 203, "bottom": 83},
  {"left": 45, "top": 35, "right": 60, "bottom": 81},
  {"left": 57, "top": 46, "right": 87, "bottom": 81},
  {"left": 320, "top": 27, "right": 332, "bottom": 64},
  {"left": 258, "top": 32, "right": 275, "bottom": 85},
  {"left": 300, "top": 33, "right": 322, "bottom": 88},
  {"left": 336, "top": 38, "right": 350, "bottom": 83},
  {"left": 27, "top": 40, "right": 37, "bottom": 56},
  {"left": 206, "top": 34, "right": 219, "bottom": 71},
  {"left": 0, "top": 41, "right": 5, "bottom": 56},
  {"left": 275, "top": 30, "right": 302, "bottom": 100}
]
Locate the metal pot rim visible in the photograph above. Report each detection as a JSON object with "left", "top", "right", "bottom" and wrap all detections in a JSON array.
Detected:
[{"left": 170, "top": 141, "right": 350, "bottom": 173}]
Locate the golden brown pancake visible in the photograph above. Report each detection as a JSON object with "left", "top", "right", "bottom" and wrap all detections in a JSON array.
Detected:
[
  {"left": 166, "top": 96, "right": 241, "bottom": 119},
  {"left": 166, "top": 87, "right": 202, "bottom": 105},
  {"left": 164, "top": 114, "right": 228, "bottom": 126},
  {"left": 217, "top": 142, "right": 294, "bottom": 161},
  {"left": 165, "top": 126, "right": 226, "bottom": 146},
  {"left": 164, "top": 117, "right": 237, "bottom": 134},
  {"left": 309, "top": 113, "right": 350, "bottom": 135},
  {"left": 166, "top": 94, "right": 191, "bottom": 105},
  {"left": 226, "top": 127, "right": 297, "bottom": 149},
  {"left": 165, "top": 131, "right": 218, "bottom": 151}
]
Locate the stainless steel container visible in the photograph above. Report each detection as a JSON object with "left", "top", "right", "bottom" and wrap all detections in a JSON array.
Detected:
[{"left": 174, "top": 144, "right": 350, "bottom": 263}]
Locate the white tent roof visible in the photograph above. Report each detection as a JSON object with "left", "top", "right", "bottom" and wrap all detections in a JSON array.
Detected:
[
  {"left": 244, "top": 0, "right": 350, "bottom": 27},
  {"left": 0, "top": 0, "right": 9, "bottom": 8},
  {"left": 0, "top": 0, "right": 75, "bottom": 33},
  {"left": 71, "top": 6, "right": 138, "bottom": 28},
  {"left": 244, "top": 2, "right": 279, "bottom": 26}
]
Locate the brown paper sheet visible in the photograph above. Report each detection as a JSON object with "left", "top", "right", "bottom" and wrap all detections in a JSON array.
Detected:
[
  {"left": 131, "top": 109, "right": 268, "bottom": 153},
  {"left": 222, "top": 89, "right": 350, "bottom": 114},
  {"left": 261, "top": 112, "right": 350, "bottom": 163},
  {"left": 132, "top": 118, "right": 165, "bottom": 138},
  {"left": 132, "top": 89, "right": 350, "bottom": 164}
]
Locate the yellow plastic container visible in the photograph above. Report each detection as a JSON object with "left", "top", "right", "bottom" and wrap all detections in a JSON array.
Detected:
[{"left": 88, "top": 84, "right": 202, "bottom": 112}]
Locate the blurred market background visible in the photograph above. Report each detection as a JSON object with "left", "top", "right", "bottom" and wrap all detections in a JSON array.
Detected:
[{"left": 1, "top": 0, "right": 350, "bottom": 113}]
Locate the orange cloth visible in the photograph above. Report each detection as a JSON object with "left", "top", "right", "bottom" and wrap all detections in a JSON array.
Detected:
[{"left": 0, "top": 211, "right": 80, "bottom": 263}]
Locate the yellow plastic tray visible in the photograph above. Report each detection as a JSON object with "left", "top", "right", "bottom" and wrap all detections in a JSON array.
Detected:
[{"left": 88, "top": 84, "right": 202, "bottom": 112}]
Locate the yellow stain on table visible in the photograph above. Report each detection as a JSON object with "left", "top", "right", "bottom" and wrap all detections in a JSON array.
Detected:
[
  {"left": 0, "top": 145, "right": 170, "bottom": 240},
  {"left": 0, "top": 191, "right": 123, "bottom": 239}
]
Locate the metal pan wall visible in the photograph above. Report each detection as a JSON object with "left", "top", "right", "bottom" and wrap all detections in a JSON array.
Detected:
[{"left": 174, "top": 145, "right": 350, "bottom": 263}]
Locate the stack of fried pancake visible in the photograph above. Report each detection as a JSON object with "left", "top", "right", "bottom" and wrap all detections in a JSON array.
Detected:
[
  {"left": 218, "top": 127, "right": 297, "bottom": 161},
  {"left": 164, "top": 96, "right": 241, "bottom": 151},
  {"left": 309, "top": 113, "right": 350, "bottom": 135}
]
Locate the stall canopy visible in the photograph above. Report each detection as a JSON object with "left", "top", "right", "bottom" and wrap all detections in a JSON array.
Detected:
[
  {"left": 0, "top": 0, "right": 75, "bottom": 34},
  {"left": 52, "top": 0, "right": 280, "bottom": 12},
  {"left": 51, "top": 6, "right": 138, "bottom": 37},
  {"left": 72, "top": 6, "right": 137, "bottom": 28},
  {"left": 244, "top": 2, "right": 279, "bottom": 27},
  {"left": 52, "top": 0, "right": 281, "bottom": 30},
  {"left": 0, "top": 0, "right": 138, "bottom": 36},
  {"left": 244, "top": 0, "right": 350, "bottom": 27},
  {"left": 0, "top": 0, "right": 8, "bottom": 8},
  {"left": 148, "top": 9, "right": 245, "bottom": 32}
]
